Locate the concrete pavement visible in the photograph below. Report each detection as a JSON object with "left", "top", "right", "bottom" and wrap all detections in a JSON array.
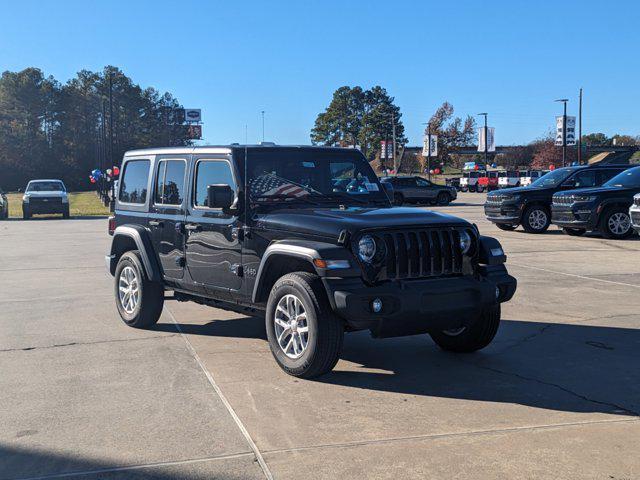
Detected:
[{"left": 1, "top": 193, "right": 638, "bottom": 479}]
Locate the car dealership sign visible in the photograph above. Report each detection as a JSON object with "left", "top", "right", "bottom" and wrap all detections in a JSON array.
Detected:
[
  {"left": 555, "top": 116, "right": 576, "bottom": 146},
  {"left": 184, "top": 109, "right": 202, "bottom": 123}
]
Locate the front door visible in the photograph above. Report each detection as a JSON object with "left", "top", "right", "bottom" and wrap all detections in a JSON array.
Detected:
[
  {"left": 149, "top": 156, "right": 187, "bottom": 280},
  {"left": 416, "top": 177, "right": 437, "bottom": 200},
  {"left": 184, "top": 156, "right": 243, "bottom": 296}
]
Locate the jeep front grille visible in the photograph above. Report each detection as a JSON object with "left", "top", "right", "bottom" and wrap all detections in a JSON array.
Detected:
[
  {"left": 553, "top": 195, "right": 574, "bottom": 206},
  {"left": 377, "top": 228, "right": 463, "bottom": 280},
  {"left": 631, "top": 211, "right": 640, "bottom": 226},
  {"left": 485, "top": 194, "right": 509, "bottom": 205}
]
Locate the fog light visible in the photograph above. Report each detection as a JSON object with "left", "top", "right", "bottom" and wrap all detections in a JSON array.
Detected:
[
  {"left": 372, "top": 298, "right": 383, "bottom": 313},
  {"left": 495, "top": 286, "right": 501, "bottom": 299}
]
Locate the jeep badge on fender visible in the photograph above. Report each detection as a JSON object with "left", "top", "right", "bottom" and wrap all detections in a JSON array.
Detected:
[{"left": 106, "top": 145, "right": 517, "bottom": 378}]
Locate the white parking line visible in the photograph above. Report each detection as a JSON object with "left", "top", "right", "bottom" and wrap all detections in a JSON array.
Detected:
[
  {"left": 166, "top": 307, "right": 274, "bottom": 480},
  {"left": 511, "top": 263, "right": 640, "bottom": 289}
]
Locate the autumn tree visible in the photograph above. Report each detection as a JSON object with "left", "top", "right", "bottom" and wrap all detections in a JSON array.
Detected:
[
  {"left": 529, "top": 134, "right": 576, "bottom": 170},
  {"left": 420, "top": 102, "right": 476, "bottom": 171}
]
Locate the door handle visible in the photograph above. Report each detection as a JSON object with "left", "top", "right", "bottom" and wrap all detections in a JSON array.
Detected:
[
  {"left": 149, "top": 220, "right": 164, "bottom": 227},
  {"left": 184, "top": 223, "right": 202, "bottom": 232}
]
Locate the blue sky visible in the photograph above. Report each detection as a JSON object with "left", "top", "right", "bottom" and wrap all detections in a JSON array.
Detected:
[{"left": 1, "top": 0, "right": 638, "bottom": 146}]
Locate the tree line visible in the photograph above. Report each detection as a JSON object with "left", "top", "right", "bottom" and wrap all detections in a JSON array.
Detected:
[{"left": 0, "top": 66, "right": 192, "bottom": 190}]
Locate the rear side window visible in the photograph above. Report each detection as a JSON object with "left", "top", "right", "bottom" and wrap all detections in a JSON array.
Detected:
[
  {"left": 597, "top": 169, "right": 624, "bottom": 185},
  {"left": 194, "top": 160, "right": 236, "bottom": 208},
  {"left": 119, "top": 160, "right": 150, "bottom": 204},
  {"left": 155, "top": 160, "right": 186, "bottom": 205}
]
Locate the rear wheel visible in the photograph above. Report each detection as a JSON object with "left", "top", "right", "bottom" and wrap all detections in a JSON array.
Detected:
[
  {"left": 265, "top": 272, "right": 344, "bottom": 378},
  {"left": 436, "top": 192, "right": 451, "bottom": 205},
  {"left": 430, "top": 305, "right": 501, "bottom": 352},
  {"left": 599, "top": 208, "right": 632, "bottom": 239},
  {"left": 562, "top": 227, "right": 586, "bottom": 237},
  {"left": 114, "top": 251, "right": 164, "bottom": 328},
  {"left": 460, "top": 185, "right": 468, "bottom": 192},
  {"left": 476, "top": 185, "right": 484, "bottom": 193},
  {"left": 522, "top": 205, "right": 550, "bottom": 233},
  {"left": 496, "top": 224, "right": 517, "bottom": 231}
]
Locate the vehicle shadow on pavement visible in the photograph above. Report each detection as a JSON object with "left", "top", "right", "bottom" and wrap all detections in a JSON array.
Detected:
[
  {"left": 320, "top": 319, "right": 640, "bottom": 417},
  {"left": 155, "top": 316, "right": 639, "bottom": 417}
]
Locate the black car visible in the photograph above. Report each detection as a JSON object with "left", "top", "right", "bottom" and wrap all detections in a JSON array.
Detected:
[
  {"left": 380, "top": 175, "right": 457, "bottom": 206},
  {"left": 106, "top": 145, "right": 516, "bottom": 378},
  {"left": 551, "top": 166, "right": 640, "bottom": 239},
  {"left": 484, "top": 164, "right": 628, "bottom": 233}
]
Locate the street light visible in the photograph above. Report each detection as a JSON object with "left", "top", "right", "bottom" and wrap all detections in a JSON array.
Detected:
[
  {"left": 477, "top": 113, "right": 488, "bottom": 167},
  {"left": 555, "top": 99, "right": 569, "bottom": 167}
]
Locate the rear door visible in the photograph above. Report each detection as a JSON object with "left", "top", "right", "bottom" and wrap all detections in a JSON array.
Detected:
[
  {"left": 184, "top": 156, "right": 242, "bottom": 296},
  {"left": 415, "top": 177, "right": 437, "bottom": 200},
  {"left": 596, "top": 168, "right": 626, "bottom": 185},
  {"left": 149, "top": 156, "right": 188, "bottom": 280}
]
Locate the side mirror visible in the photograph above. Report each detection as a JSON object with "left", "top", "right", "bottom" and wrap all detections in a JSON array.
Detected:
[
  {"left": 207, "top": 184, "right": 234, "bottom": 209},
  {"left": 381, "top": 182, "right": 394, "bottom": 201}
]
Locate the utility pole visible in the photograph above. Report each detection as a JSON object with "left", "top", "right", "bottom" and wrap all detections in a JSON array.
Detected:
[
  {"left": 555, "top": 99, "right": 568, "bottom": 167},
  {"left": 477, "top": 113, "right": 488, "bottom": 167},
  {"left": 261, "top": 110, "right": 265, "bottom": 142},
  {"left": 108, "top": 72, "right": 115, "bottom": 211},
  {"left": 391, "top": 112, "right": 397, "bottom": 172},
  {"left": 578, "top": 88, "right": 583, "bottom": 164},
  {"left": 101, "top": 100, "right": 107, "bottom": 203}
]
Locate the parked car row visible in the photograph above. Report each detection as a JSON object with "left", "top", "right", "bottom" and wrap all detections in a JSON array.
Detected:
[
  {"left": 484, "top": 164, "right": 640, "bottom": 239},
  {"left": 459, "top": 170, "right": 547, "bottom": 192},
  {"left": 379, "top": 176, "right": 457, "bottom": 206}
]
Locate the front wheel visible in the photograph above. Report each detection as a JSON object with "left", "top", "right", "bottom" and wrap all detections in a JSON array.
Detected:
[
  {"left": 460, "top": 186, "right": 468, "bottom": 192},
  {"left": 522, "top": 205, "right": 550, "bottom": 233},
  {"left": 600, "top": 208, "right": 632, "bottom": 239},
  {"left": 430, "top": 305, "right": 501, "bottom": 353},
  {"left": 63, "top": 206, "right": 70, "bottom": 219},
  {"left": 476, "top": 185, "right": 484, "bottom": 193},
  {"left": 114, "top": 251, "right": 164, "bottom": 328},
  {"left": 562, "top": 227, "right": 586, "bottom": 237},
  {"left": 265, "top": 272, "right": 344, "bottom": 379}
]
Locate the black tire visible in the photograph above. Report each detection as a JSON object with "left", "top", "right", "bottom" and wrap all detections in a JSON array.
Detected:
[
  {"left": 265, "top": 272, "right": 344, "bottom": 379},
  {"left": 63, "top": 206, "right": 70, "bottom": 219},
  {"left": 599, "top": 207, "right": 633, "bottom": 239},
  {"left": 476, "top": 185, "right": 484, "bottom": 193},
  {"left": 114, "top": 250, "right": 164, "bottom": 328},
  {"left": 460, "top": 186, "right": 468, "bottom": 192},
  {"left": 496, "top": 224, "right": 517, "bottom": 231},
  {"left": 22, "top": 208, "right": 30, "bottom": 220},
  {"left": 562, "top": 227, "right": 586, "bottom": 237},
  {"left": 430, "top": 305, "right": 501, "bottom": 353},
  {"left": 522, "top": 205, "right": 550, "bottom": 233},
  {"left": 436, "top": 192, "right": 451, "bottom": 205},
  {"left": 394, "top": 193, "right": 404, "bottom": 206}
]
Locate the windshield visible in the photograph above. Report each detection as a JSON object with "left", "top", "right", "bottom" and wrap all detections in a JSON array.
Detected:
[
  {"left": 530, "top": 168, "right": 574, "bottom": 188},
  {"left": 27, "top": 181, "right": 65, "bottom": 192},
  {"left": 604, "top": 167, "right": 640, "bottom": 188},
  {"left": 247, "top": 148, "right": 388, "bottom": 206}
]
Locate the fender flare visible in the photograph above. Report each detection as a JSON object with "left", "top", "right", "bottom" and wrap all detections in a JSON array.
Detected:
[
  {"left": 108, "top": 225, "right": 161, "bottom": 281},
  {"left": 251, "top": 239, "right": 358, "bottom": 303}
]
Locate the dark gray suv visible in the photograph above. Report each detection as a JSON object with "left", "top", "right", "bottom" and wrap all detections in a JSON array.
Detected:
[{"left": 380, "top": 176, "right": 457, "bottom": 206}]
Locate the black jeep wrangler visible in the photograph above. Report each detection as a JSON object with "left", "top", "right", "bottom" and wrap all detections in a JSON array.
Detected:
[
  {"left": 106, "top": 145, "right": 516, "bottom": 378},
  {"left": 551, "top": 165, "right": 640, "bottom": 239},
  {"left": 484, "top": 164, "right": 628, "bottom": 233}
]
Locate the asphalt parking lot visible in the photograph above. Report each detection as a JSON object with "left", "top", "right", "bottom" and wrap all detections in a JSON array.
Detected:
[{"left": 1, "top": 192, "right": 639, "bottom": 480}]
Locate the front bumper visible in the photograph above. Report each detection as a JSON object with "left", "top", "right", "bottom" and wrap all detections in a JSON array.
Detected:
[
  {"left": 484, "top": 203, "right": 522, "bottom": 225},
  {"left": 551, "top": 204, "right": 597, "bottom": 229},
  {"left": 323, "top": 266, "right": 516, "bottom": 338},
  {"left": 23, "top": 201, "right": 68, "bottom": 214},
  {"left": 630, "top": 205, "right": 640, "bottom": 232}
]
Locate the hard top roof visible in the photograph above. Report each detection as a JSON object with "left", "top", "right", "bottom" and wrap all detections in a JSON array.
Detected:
[{"left": 123, "top": 144, "right": 359, "bottom": 157}]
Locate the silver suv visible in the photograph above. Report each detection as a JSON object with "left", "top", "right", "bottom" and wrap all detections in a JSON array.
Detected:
[{"left": 22, "top": 179, "right": 69, "bottom": 219}]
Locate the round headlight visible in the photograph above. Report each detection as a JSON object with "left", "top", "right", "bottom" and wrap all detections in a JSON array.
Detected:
[
  {"left": 358, "top": 235, "right": 377, "bottom": 263},
  {"left": 459, "top": 230, "right": 472, "bottom": 255}
]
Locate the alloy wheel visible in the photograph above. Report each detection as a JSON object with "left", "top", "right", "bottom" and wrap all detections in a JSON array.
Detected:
[
  {"left": 274, "top": 294, "right": 309, "bottom": 359},
  {"left": 528, "top": 209, "right": 547, "bottom": 230},
  {"left": 118, "top": 266, "right": 140, "bottom": 314},
  {"left": 608, "top": 212, "right": 631, "bottom": 235}
]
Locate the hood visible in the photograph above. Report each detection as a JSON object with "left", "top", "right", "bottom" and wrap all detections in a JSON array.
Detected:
[
  {"left": 487, "top": 185, "right": 534, "bottom": 196},
  {"left": 26, "top": 190, "right": 67, "bottom": 197},
  {"left": 255, "top": 206, "right": 471, "bottom": 240},
  {"left": 554, "top": 185, "right": 631, "bottom": 196}
]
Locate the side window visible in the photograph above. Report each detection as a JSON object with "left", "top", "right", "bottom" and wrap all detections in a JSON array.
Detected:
[
  {"left": 194, "top": 160, "right": 236, "bottom": 208},
  {"left": 155, "top": 160, "right": 186, "bottom": 205},
  {"left": 416, "top": 178, "right": 430, "bottom": 187},
  {"left": 597, "top": 169, "right": 622, "bottom": 185},
  {"left": 119, "top": 160, "right": 150, "bottom": 204},
  {"left": 571, "top": 170, "right": 596, "bottom": 188}
]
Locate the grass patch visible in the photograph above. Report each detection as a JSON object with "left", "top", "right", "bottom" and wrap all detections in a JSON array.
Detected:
[{"left": 6, "top": 191, "right": 110, "bottom": 218}]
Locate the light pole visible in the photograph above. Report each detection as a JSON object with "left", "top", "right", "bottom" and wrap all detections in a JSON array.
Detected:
[
  {"left": 261, "top": 110, "right": 265, "bottom": 142},
  {"left": 477, "top": 113, "right": 488, "bottom": 167},
  {"left": 422, "top": 121, "right": 432, "bottom": 181},
  {"left": 555, "top": 99, "right": 568, "bottom": 167}
]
